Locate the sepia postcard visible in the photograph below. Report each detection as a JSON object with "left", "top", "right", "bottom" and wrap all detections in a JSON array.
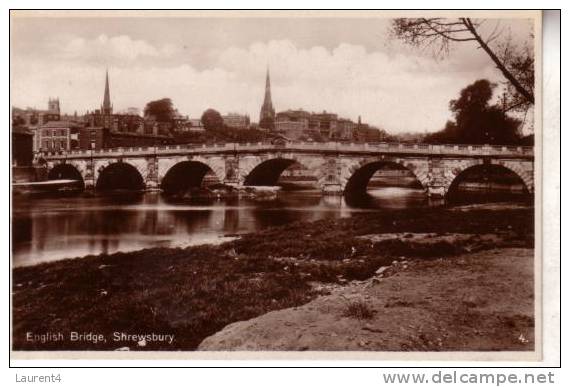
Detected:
[{"left": 10, "top": 9, "right": 549, "bottom": 361}]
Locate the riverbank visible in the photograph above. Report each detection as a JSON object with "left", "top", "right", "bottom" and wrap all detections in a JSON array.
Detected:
[
  {"left": 198, "top": 247, "right": 534, "bottom": 351},
  {"left": 12, "top": 203, "right": 534, "bottom": 351}
]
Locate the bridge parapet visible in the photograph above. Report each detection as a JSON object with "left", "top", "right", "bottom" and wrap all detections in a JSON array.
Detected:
[{"left": 40, "top": 141, "right": 534, "bottom": 160}]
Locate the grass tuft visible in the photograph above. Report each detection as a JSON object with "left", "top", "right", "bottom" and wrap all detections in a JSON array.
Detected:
[{"left": 342, "top": 300, "right": 376, "bottom": 320}]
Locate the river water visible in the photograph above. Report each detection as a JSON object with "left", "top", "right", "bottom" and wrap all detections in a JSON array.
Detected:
[{"left": 12, "top": 187, "right": 436, "bottom": 267}]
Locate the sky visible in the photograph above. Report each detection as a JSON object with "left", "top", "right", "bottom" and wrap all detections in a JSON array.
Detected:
[{"left": 10, "top": 13, "right": 535, "bottom": 134}]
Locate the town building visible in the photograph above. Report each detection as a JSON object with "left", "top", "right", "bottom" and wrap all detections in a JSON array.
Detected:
[
  {"left": 113, "top": 114, "right": 144, "bottom": 134},
  {"left": 78, "top": 127, "right": 175, "bottom": 150},
  {"left": 334, "top": 118, "right": 356, "bottom": 140},
  {"left": 171, "top": 111, "right": 195, "bottom": 133},
  {"left": 173, "top": 118, "right": 205, "bottom": 133},
  {"left": 274, "top": 109, "right": 359, "bottom": 140},
  {"left": 12, "top": 98, "right": 66, "bottom": 154},
  {"left": 309, "top": 111, "right": 338, "bottom": 139},
  {"left": 79, "top": 127, "right": 108, "bottom": 150},
  {"left": 222, "top": 113, "right": 250, "bottom": 129},
  {"left": 259, "top": 68, "right": 275, "bottom": 130},
  {"left": 85, "top": 109, "right": 144, "bottom": 133},
  {"left": 60, "top": 111, "right": 85, "bottom": 124},
  {"left": 106, "top": 131, "right": 175, "bottom": 148},
  {"left": 275, "top": 110, "right": 311, "bottom": 139},
  {"left": 85, "top": 110, "right": 105, "bottom": 128},
  {"left": 12, "top": 98, "right": 61, "bottom": 128},
  {"left": 143, "top": 118, "right": 173, "bottom": 136},
  {"left": 188, "top": 119, "right": 206, "bottom": 132},
  {"left": 36, "top": 121, "right": 81, "bottom": 152},
  {"left": 352, "top": 116, "right": 390, "bottom": 142}
]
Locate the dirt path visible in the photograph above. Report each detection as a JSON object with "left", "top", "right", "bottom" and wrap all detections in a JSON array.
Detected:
[{"left": 198, "top": 248, "right": 534, "bottom": 351}]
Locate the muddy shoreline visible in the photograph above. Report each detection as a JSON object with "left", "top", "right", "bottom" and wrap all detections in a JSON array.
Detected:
[
  {"left": 12, "top": 204, "right": 534, "bottom": 351},
  {"left": 199, "top": 247, "right": 534, "bottom": 351}
]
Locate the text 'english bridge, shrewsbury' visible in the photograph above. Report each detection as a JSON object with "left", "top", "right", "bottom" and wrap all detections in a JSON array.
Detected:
[{"left": 41, "top": 140, "right": 534, "bottom": 198}]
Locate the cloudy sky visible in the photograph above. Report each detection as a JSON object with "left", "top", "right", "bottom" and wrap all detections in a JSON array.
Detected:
[{"left": 10, "top": 13, "right": 534, "bottom": 134}]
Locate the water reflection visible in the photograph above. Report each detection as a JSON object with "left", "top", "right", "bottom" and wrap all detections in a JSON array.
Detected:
[
  {"left": 12, "top": 187, "right": 429, "bottom": 267},
  {"left": 345, "top": 187, "right": 441, "bottom": 209}
]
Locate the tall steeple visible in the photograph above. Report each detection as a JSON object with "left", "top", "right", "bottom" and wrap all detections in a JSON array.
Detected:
[
  {"left": 264, "top": 67, "right": 272, "bottom": 107},
  {"left": 259, "top": 66, "right": 275, "bottom": 130},
  {"left": 102, "top": 69, "right": 112, "bottom": 115}
]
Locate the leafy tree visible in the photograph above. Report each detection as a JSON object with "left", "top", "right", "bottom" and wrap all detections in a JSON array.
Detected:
[
  {"left": 391, "top": 18, "right": 534, "bottom": 109},
  {"left": 144, "top": 98, "right": 175, "bottom": 122},
  {"left": 201, "top": 109, "right": 224, "bottom": 131},
  {"left": 425, "top": 79, "right": 522, "bottom": 145}
]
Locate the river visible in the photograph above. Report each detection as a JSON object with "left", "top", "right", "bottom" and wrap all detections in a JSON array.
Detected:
[{"left": 12, "top": 187, "right": 440, "bottom": 267}]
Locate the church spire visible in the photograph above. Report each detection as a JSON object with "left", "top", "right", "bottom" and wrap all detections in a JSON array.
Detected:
[
  {"left": 264, "top": 67, "right": 272, "bottom": 105},
  {"left": 102, "top": 69, "right": 112, "bottom": 115},
  {"left": 259, "top": 66, "right": 275, "bottom": 129}
]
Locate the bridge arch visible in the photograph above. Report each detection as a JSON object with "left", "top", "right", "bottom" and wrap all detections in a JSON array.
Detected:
[
  {"left": 243, "top": 157, "right": 318, "bottom": 186},
  {"left": 161, "top": 160, "right": 222, "bottom": 194},
  {"left": 342, "top": 158, "right": 428, "bottom": 196},
  {"left": 492, "top": 160, "right": 534, "bottom": 193},
  {"left": 445, "top": 162, "right": 532, "bottom": 199},
  {"left": 47, "top": 163, "right": 85, "bottom": 189},
  {"left": 96, "top": 161, "right": 145, "bottom": 191}
]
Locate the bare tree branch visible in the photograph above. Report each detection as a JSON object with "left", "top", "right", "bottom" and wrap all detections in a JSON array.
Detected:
[
  {"left": 391, "top": 17, "right": 535, "bottom": 106},
  {"left": 461, "top": 18, "right": 534, "bottom": 104}
]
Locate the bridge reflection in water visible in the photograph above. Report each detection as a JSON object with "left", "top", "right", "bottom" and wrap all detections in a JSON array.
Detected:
[{"left": 11, "top": 187, "right": 431, "bottom": 267}]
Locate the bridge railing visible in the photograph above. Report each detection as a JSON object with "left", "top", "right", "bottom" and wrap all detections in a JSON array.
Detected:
[{"left": 40, "top": 141, "right": 534, "bottom": 159}]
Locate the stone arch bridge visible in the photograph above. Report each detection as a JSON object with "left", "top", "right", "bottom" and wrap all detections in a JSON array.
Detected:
[{"left": 40, "top": 141, "right": 534, "bottom": 197}]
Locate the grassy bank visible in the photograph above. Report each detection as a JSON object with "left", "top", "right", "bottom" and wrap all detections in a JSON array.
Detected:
[{"left": 12, "top": 205, "right": 533, "bottom": 351}]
